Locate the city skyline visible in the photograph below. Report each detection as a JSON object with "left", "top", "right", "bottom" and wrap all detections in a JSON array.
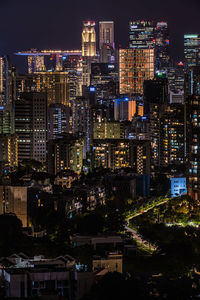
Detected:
[
  {"left": 0, "top": 0, "right": 200, "bottom": 71},
  {"left": 0, "top": 2, "right": 200, "bottom": 298}
]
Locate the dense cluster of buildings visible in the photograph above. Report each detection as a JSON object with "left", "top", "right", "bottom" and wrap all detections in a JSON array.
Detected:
[{"left": 0, "top": 20, "right": 200, "bottom": 229}]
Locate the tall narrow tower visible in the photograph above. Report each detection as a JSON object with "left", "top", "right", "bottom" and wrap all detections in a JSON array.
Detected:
[
  {"left": 99, "top": 21, "right": 115, "bottom": 63},
  {"left": 184, "top": 34, "right": 200, "bottom": 68},
  {"left": 99, "top": 21, "right": 114, "bottom": 49},
  {"left": 82, "top": 21, "right": 96, "bottom": 86},
  {"left": 82, "top": 21, "right": 96, "bottom": 57}
]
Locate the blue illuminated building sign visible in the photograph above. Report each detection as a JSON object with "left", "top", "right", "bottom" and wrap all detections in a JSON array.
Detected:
[
  {"left": 89, "top": 87, "right": 96, "bottom": 92},
  {"left": 141, "top": 116, "right": 147, "bottom": 120}
]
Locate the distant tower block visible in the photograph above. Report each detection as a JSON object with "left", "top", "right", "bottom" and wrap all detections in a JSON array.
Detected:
[
  {"left": 82, "top": 21, "right": 96, "bottom": 57},
  {"left": 27, "top": 51, "right": 46, "bottom": 73},
  {"left": 99, "top": 21, "right": 115, "bottom": 63}
]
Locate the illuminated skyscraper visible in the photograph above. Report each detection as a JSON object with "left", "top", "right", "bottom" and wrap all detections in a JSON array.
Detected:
[
  {"left": 47, "top": 103, "right": 70, "bottom": 140},
  {"left": 155, "top": 22, "right": 170, "bottom": 71},
  {"left": 15, "top": 92, "right": 47, "bottom": 163},
  {"left": 185, "top": 67, "right": 200, "bottom": 200},
  {"left": 144, "top": 74, "right": 169, "bottom": 168},
  {"left": 99, "top": 21, "right": 114, "bottom": 50},
  {"left": 82, "top": 21, "right": 97, "bottom": 87},
  {"left": 185, "top": 66, "right": 200, "bottom": 98},
  {"left": 114, "top": 97, "right": 136, "bottom": 121},
  {"left": 119, "top": 49, "right": 154, "bottom": 94},
  {"left": 90, "top": 63, "right": 118, "bottom": 99},
  {"left": 28, "top": 54, "right": 46, "bottom": 74},
  {"left": 160, "top": 104, "right": 184, "bottom": 167},
  {"left": 35, "top": 71, "right": 69, "bottom": 106},
  {"left": 129, "top": 20, "right": 154, "bottom": 49},
  {"left": 168, "top": 61, "right": 184, "bottom": 94},
  {"left": 82, "top": 21, "right": 96, "bottom": 57},
  {"left": 99, "top": 21, "right": 115, "bottom": 63},
  {"left": 0, "top": 56, "right": 16, "bottom": 105},
  {"left": 184, "top": 34, "right": 200, "bottom": 68}
]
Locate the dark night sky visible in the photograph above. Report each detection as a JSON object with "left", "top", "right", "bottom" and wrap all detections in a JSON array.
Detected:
[{"left": 0, "top": 0, "right": 200, "bottom": 71}]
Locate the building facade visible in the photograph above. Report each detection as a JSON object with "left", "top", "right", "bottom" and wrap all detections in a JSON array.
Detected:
[
  {"left": 119, "top": 49, "right": 154, "bottom": 95},
  {"left": 0, "top": 186, "right": 27, "bottom": 227},
  {"left": 184, "top": 34, "right": 200, "bottom": 68},
  {"left": 129, "top": 20, "right": 154, "bottom": 49},
  {"left": 93, "top": 139, "right": 150, "bottom": 174},
  {"left": 48, "top": 135, "right": 84, "bottom": 175},
  {"left": 15, "top": 92, "right": 47, "bottom": 163}
]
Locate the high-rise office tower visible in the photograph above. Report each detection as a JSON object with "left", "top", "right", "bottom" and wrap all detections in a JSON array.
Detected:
[
  {"left": 16, "top": 74, "right": 38, "bottom": 98},
  {"left": 0, "top": 56, "right": 16, "bottom": 105},
  {"left": 28, "top": 53, "right": 46, "bottom": 74},
  {"left": 63, "top": 55, "right": 83, "bottom": 99},
  {"left": 143, "top": 74, "right": 168, "bottom": 114},
  {"left": 82, "top": 21, "right": 96, "bottom": 57},
  {"left": 184, "top": 34, "right": 200, "bottom": 68},
  {"left": 114, "top": 96, "right": 136, "bottom": 121},
  {"left": 185, "top": 66, "right": 200, "bottom": 98},
  {"left": 67, "top": 70, "right": 82, "bottom": 101},
  {"left": 114, "top": 95, "right": 144, "bottom": 121},
  {"left": 99, "top": 21, "right": 115, "bottom": 63},
  {"left": 82, "top": 21, "right": 97, "bottom": 87},
  {"left": 16, "top": 71, "right": 70, "bottom": 105},
  {"left": 185, "top": 66, "right": 200, "bottom": 200},
  {"left": 15, "top": 92, "right": 47, "bottom": 163},
  {"left": 119, "top": 49, "right": 154, "bottom": 94},
  {"left": 129, "top": 20, "right": 154, "bottom": 49},
  {"left": 90, "top": 63, "right": 119, "bottom": 99},
  {"left": 149, "top": 103, "right": 166, "bottom": 168},
  {"left": 35, "top": 71, "right": 69, "bottom": 106},
  {"left": 47, "top": 103, "right": 70, "bottom": 140},
  {"left": 155, "top": 22, "right": 170, "bottom": 71},
  {"left": 168, "top": 61, "right": 184, "bottom": 93},
  {"left": 144, "top": 74, "right": 169, "bottom": 168},
  {"left": 72, "top": 96, "right": 91, "bottom": 155},
  {"left": 99, "top": 21, "right": 114, "bottom": 50}
]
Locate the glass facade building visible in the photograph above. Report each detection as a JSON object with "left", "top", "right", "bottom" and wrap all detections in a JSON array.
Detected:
[
  {"left": 119, "top": 49, "right": 154, "bottom": 94},
  {"left": 184, "top": 34, "right": 200, "bottom": 68}
]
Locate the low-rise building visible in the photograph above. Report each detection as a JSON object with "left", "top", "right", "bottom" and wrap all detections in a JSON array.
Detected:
[
  {"left": 0, "top": 253, "right": 94, "bottom": 299},
  {"left": 72, "top": 235, "right": 124, "bottom": 250},
  {"left": 93, "top": 252, "right": 123, "bottom": 273}
]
